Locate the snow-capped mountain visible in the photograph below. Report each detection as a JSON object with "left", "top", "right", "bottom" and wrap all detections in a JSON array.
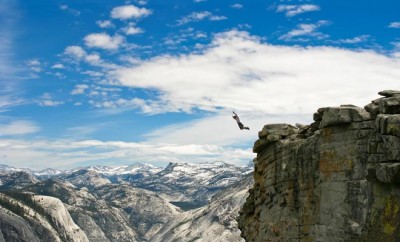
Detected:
[
  {"left": 86, "top": 163, "right": 162, "bottom": 176},
  {"left": 0, "top": 161, "right": 253, "bottom": 242},
  {"left": 34, "top": 168, "right": 63, "bottom": 178},
  {"left": 133, "top": 161, "right": 252, "bottom": 206},
  {"left": 0, "top": 164, "right": 33, "bottom": 174}
]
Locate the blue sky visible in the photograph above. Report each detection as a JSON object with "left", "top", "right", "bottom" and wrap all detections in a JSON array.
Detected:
[{"left": 1, "top": 0, "right": 400, "bottom": 169}]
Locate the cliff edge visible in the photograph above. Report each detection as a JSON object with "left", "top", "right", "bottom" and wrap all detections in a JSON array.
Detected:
[{"left": 238, "top": 90, "right": 400, "bottom": 242}]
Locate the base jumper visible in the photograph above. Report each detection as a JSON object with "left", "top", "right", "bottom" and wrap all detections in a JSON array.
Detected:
[{"left": 232, "top": 111, "right": 250, "bottom": 130}]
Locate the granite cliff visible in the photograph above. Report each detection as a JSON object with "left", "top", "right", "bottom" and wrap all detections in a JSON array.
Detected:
[{"left": 238, "top": 90, "right": 400, "bottom": 242}]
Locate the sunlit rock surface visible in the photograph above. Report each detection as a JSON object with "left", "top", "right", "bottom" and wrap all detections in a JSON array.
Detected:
[{"left": 238, "top": 90, "right": 400, "bottom": 242}]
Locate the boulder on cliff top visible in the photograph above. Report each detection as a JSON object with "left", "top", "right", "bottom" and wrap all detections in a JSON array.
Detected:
[
  {"left": 364, "top": 90, "right": 400, "bottom": 116},
  {"left": 319, "top": 106, "right": 372, "bottom": 129},
  {"left": 378, "top": 96, "right": 400, "bottom": 114},
  {"left": 258, "top": 123, "right": 297, "bottom": 139},
  {"left": 378, "top": 90, "right": 400, "bottom": 97}
]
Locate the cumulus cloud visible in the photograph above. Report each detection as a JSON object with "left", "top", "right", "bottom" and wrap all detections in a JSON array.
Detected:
[
  {"left": 71, "top": 84, "right": 90, "bottom": 95},
  {"left": 231, "top": 4, "right": 243, "bottom": 9},
  {"left": 64, "top": 46, "right": 86, "bottom": 59},
  {"left": 276, "top": 4, "right": 320, "bottom": 17},
  {"left": 84, "top": 33, "right": 125, "bottom": 50},
  {"left": 177, "top": 11, "right": 227, "bottom": 25},
  {"left": 96, "top": 20, "right": 114, "bottom": 28},
  {"left": 388, "top": 22, "right": 400, "bottom": 28},
  {"left": 63, "top": 46, "right": 107, "bottom": 67},
  {"left": 112, "top": 30, "right": 400, "bottom": 116},
  {"left": 122, "top": 23, "right": 143, "bottom": 35},
  {"left": 111, "top": 5, "right": 152, "bottom": 20},
  {"left": 0, "top": 120, "right": 40, "bottom": 136},
  {"left": 279, "top": 20, "right": 330, "bottom": 41}
]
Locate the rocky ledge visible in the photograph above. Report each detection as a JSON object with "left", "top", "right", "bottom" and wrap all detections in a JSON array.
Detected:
[{"left": 238, "top": 90, "right": 400, "bottom": 242}]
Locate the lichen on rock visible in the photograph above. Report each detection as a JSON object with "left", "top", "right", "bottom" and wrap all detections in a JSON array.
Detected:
[{"left": 238, "top": 90, "right": 400, "bottom": 242}]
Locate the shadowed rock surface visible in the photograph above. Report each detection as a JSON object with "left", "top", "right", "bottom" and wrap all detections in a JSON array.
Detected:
[{"left": 238, "top": 90, "right": 400, "bottom": 242}]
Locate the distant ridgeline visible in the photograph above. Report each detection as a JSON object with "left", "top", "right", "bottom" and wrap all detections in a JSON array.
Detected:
[{"left": 238, "top": 90, "right": 400, "bottom": 242}]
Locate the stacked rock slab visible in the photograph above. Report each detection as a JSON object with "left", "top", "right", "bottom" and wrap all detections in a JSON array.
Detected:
[{"left": 238, "top": 90, "right": 400, "bottom": 242}]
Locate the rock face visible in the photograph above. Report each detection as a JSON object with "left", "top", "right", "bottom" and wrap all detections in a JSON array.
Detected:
[
  {"left": 238, "top": 90, "right": 400, "bottom": 242},
  {"left": 150, "top": 174, "right": 253, "bottom": 242}
]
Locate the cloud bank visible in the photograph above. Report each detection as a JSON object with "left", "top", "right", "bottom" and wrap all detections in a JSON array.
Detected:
[{"left": 113, "top": 30, "right": 400, "bottom": 115}]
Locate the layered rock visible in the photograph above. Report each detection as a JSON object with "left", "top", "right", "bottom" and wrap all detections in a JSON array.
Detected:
[{"left": 238, "top": 90, "right": 400, "bottom": 242}]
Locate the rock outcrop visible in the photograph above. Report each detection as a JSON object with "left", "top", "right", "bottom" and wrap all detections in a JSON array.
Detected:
[{"left": 238, "top": 90, "right": 400, "bottom": 242}]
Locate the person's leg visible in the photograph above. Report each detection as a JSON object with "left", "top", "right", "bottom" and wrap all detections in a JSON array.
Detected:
[{"left": 238, "top": 123, "right": 244, "bottom": 130}]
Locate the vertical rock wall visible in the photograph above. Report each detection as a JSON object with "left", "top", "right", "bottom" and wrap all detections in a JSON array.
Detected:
[{"left": 238, "top": 90, "right": 400, "bottom": 242}]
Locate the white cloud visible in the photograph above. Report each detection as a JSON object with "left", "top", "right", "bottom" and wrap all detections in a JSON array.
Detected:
[
  {"left": 137, "top": 0, "right": 147, "bottom": 5},
  {"left": 27, "top": 59, "right": 40, "bottom": 66},
  {"left": 51, "top": 63, "right": 64, "bottom": 69},
  {"left": 177, "top": 11, "right": 227, "bottom": 25},
  {"left": 337, "top": 35, "right": 370, "bottom": 44},
  {"left": 389, "top": 22, "right": 400, "bottom": 28},
  {"left": 71, "top": 84, "right": 89, "bottom": 95},
  {"left": 37, "top": 93, "right": 64, "bottom": 107},
  {"left": 85, "top": 53, "right": 101, "bottom": 64},
  {"left": 209, "top": 15, "right": 228, "bottom": 21},
  {"left": 112, "top": 30, "right": 400, "bottom": 116},
  {"left": 64, "top": 45, "right": 86, "bottom": 59},
  {"left": 122, "top": 23, "right": 143, "bottom": 35},
  {"left": 0, "top": 120, "right": 40, "bottom": 136},
  {"left": 276, "top": 4, "right": 320, "bottom": 17},
  {"left": 26, "top": 59, "right": 42, "bottom": 72},
  {"left": 279, "top": 20, "right": 330, "bottom": 41},
  {"left": 111, "top": 5, "right": 152, "bottom": 20},
  {"left": 231, "top": 4, "right": 243, "bottom": 9},
  {"left": 84, "top": 33, "right": 124, "bottom": 50},
  {"left": 63, "top": 46, "right": 115, "bottom": 69},
  {"left": 96, "top": 20, "right": 114, "bottom": 28}
]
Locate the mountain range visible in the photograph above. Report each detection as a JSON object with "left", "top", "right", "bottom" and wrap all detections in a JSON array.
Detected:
[{"left": 0, "top": 161, "right": 252, "bottom": 242}]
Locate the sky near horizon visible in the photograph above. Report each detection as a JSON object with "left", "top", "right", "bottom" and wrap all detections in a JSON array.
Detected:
[{"left": 0, "top": 0, "right": 400, "bottom": 169}]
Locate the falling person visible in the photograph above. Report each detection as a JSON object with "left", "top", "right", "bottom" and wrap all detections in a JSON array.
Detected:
[{"left": 232, "top": 111, "right": 250, "bottom": 130}]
